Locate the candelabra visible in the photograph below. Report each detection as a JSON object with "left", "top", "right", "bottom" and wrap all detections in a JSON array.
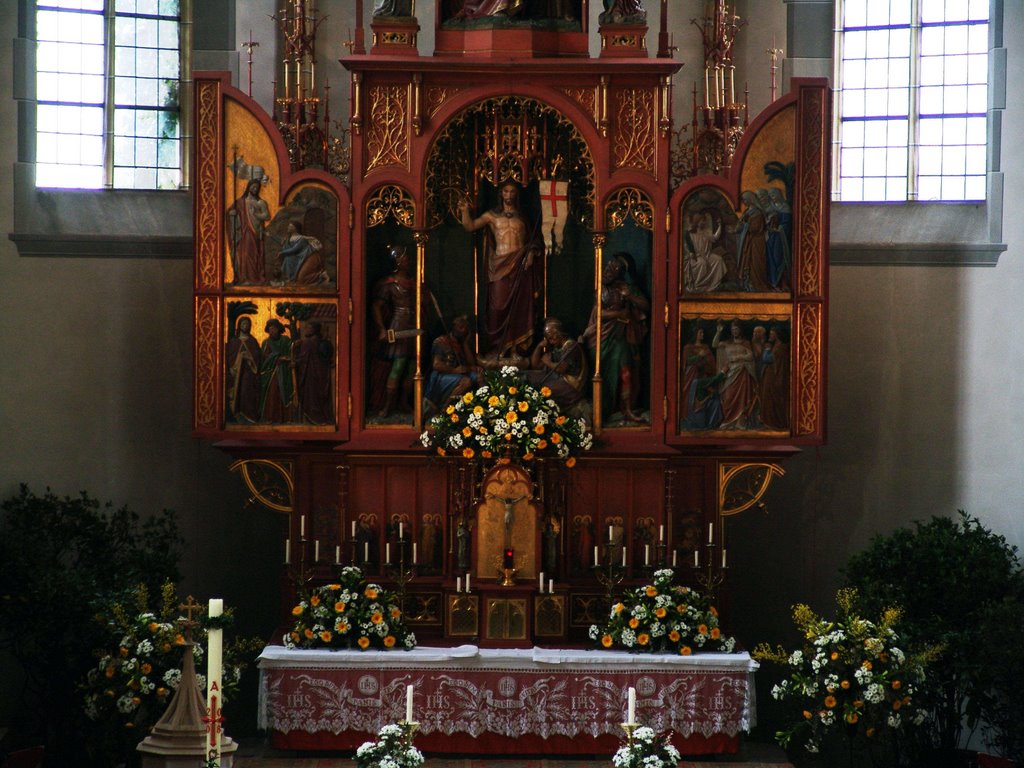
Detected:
[
  {"left": 385, "top": 528, "right": 417, "bottom": 611},
  {"left": 283, "top": 518, "right": 317, "bottom": 599},
  {"left": 689, "top": 0, "right": 748, "bottom": 175},
  {"left": 691, "top": 522, "right": 728, "bottom": 600},
  {"left": 592, "top": 541, "right": 627, "bottom": 611}
]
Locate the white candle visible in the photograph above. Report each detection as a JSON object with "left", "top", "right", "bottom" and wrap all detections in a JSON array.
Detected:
[
  {"left": 539, "top": 572, "right": 545, "bottom": 593},
  {"left": 608, "top": 525, "right": 613, "bottom": 543},
  {"left": 456, "top": 576, "right": 462, "bottom": 593},
  {"left": 207, "top": 598, "right": 224, "bottom": 757},
  {"left": 285, "top": 538, "right": 290, "bottom": 565},
  {"left": 644, "top": 544, "right": 649, "bottom": 565},
  {"left": 335, "top": 545, "right": 341, "bottom": 564},
  {"left": 300, "top": 515, "right": 306, "bottom": 538},
  {"left": 672, "top": 550, "right": 677, "bottom": 567},
  {"left": 386, "top": 543, "right": 391, "bottom": 564},
  {"left": 621, "top": 547, "right": 627, "bottom": 567},
  {"left": 627, "top": 686, "right": 636, "bottom": 724},
  {"left": 405, "top": 684, "right": 414, "bottom": 723},
  {"left": 364, "top": 542, "right": 369, "bottom": 562},
  {"left": 708, "top": 523, "right": 714, "bottom": 545},
  {"left": 694, "top": 549, "right": 700, "bottom": 568},
  {"left": 314, "top": 539, "right": 320, "bottom": 561},
  {"left": 659, "top": 525, "right": 664, "bottom": 542},
  {"left": 351, "top": 520, "right": 356, "bottom": 538},
  {"left": 548, "top": 578, "right": 553, "bottom": 594},
  {"left": 412, "top": 543, "right": 418, "bottom": 564},
  {"left": 593, "top": 545, "right": 599, "bottom": 566},
  {"left": 721, "top": 548, "right": 728, "bottom": 569},
  {"left": 465, "top": 573, "right": 470, "bottom": 592},
  {"left": 399, "top": 522, "right": 404, "bottom": 540}
]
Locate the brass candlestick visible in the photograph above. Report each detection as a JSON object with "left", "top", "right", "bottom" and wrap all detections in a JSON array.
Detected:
[
  {"left": 385, "top": 530, "right": 417, "bottom": 611},
  {"left": 400, "top": 720, "right": 419, "bottom": 747},
  {"left": 593, "top": 541, "right": 626, "bottom": 611}
]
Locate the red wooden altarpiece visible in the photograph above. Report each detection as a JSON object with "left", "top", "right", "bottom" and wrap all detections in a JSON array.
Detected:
[{"left": 192, "top": 8, "right": 829, "bottom": 649}]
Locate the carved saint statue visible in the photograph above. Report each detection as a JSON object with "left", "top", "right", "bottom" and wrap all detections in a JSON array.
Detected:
[{"left": 600, "top": 0, "right": 645, "bottom": 25}]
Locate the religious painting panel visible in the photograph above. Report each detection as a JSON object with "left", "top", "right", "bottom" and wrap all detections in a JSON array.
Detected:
[
  {"left": 224, "top": 297, "right": 339, "bottom": 430},
  {"left": 438, "top": 0, "right": 584, "bottom": 28},
  {"left": 474, "top": 463, "right": 538, "bottom": 582},
  {"left": 263, "top": 184, "right": 339, "bottom": 290},
  {"left": 594, "top": 188, "right": 654, "bottom": 428},
  {"left": 364, "top": 185, "right": 418, "bottom": 427},
  {"left": 677, "top": 308, "right": 792, "bottom": 437}
]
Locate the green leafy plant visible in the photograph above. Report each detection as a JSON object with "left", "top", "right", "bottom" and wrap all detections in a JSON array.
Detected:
[
  {"left": 588, "top": 568, "right": 737, "bottom": 654},
  {"left": 843, "top": 512, "right": 1022, "bottom": 756},
  {"left": 754, "top": 588, "right": 938, "bottom": 765},
  {"left": 612, "top": 726, "right": 681, "bottom": 768},
  {"left": 285, "top": 566, "right": 416, "bottom": 650},
  {"left": 419, "top": 365, "right": 594, "bottom": 465},
  {"left": 355, "top": 723, "right": 425, "bottom": 768},
  {"left": 81, "top": 582, "right": 263, "bottom": 767},
  {"left": 0, "top": 485, "right": 182, "bottom": 764}
]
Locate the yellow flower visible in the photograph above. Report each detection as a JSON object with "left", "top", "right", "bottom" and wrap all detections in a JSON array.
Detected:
[
  {"left": 383, "top": 636, "right": 396, "bottom": 648},
  {"left": 488, "top": 396, "right": 500, "bottom": 406},
  {"left": 565, "top": 457, "right": 576, "bottom": 468},
  {"left": 614, "top": 603, "right": 625, "bottom": 614},
  {"left": 358, "top": 636, "right": 370, "bottom": 649},
  {"left": 473, "top": 405, "right": 484, "bottom": 415},
  {"left": 463, "top": 447, "right": 475, "bottom": 459},
  {"left": 446, "top": 405, "right": 455, "bottom": 415},
  {"left": 602, "top": 634, "right": 614, "bottom": 648},
  {"left": 319, "top": 630, "right": 332, "bottom": 643},
  {"left": 824, "top": 695, "right": 837, "bottom": 709},
  {"left": 680, "top": 646, "right": 692, "bottom": 656},
  {"left": 518, "top": 401, "right": 529, "bottom": 412},
  {"left": 505, "top": 411, "right": 517, "bottom": 423},
  {"left": 540, "top": 387, "right": 552, "bottom": 397},
  {"left": 637, "top": 633, "right": 650, "bottom": 646},
  {"left": 463, "top": 392, "right": 474, "bottom": 403}
]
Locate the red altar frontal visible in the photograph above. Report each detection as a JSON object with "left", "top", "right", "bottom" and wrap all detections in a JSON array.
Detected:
[{"left": 258, "top": 645, "right": 757, "bottom": 755}]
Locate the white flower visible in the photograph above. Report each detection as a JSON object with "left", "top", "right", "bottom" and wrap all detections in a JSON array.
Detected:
[
  {"left": 887, "top": 713, "right": 902, "bottom": 728},
  {"left": 588, "top": 624, "right": 600, "bottom": 640},
  {"left": 163, "top": 668, "right": 182, "bottom": 689},
  {"left": 864, "top": 683, "right": 885, "bottom": 704},
  {"left": 136, "top": 639, "right": 154, "bottom": 656},
  {"left": 116, "top": 694, "right": 139, "bottom": 713},
  {"left": 621, "top": 629, "right": 636, "bottom": 647},
  {"left": 633, "top": 726, "right": 655, "bottom": 743},
  {"left": 789, "top": 650, "right": 803, "bottom": 666},
  {"left": 420, "top": 431, "right": 431, "bottom": 447}
]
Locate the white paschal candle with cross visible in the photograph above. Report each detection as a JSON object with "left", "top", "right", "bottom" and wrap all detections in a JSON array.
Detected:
[{"left": 207, "top": 598, "right": 224, "bottom": 763}]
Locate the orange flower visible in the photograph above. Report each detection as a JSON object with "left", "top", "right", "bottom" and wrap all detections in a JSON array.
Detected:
[
  {"left": 391, "top": 607, "right": 402, "bottom": 619},
  {"left": 371, "top": 611, "right": 384, "bottom": 624},
  {"left": 160, "top": 643, "right": 172, "bottom": 653},
  {"left": 655, "top": 607, "right": 667, "bottom": 618},
  {"left": 174, "top": 634, "right": 185, "bottom": 645},
  {"left": 845, "top": 712, "right": 859, "bottom": 724},
  {"left": 141, "top": 663, "right": 152, "bottom": 675},
  {"left": 803, "top": 710, "right": 813, "bottom": 720},
  {"left": 680, "top": 646, "right": 692, "bottom": 656},
  {"left": 462, "top": 427, "right": 472, "bottom": 437},
  {"left": 119, "top": 647, "right": 129, "bottom": 658},
  {"left": 104, "top": 666, "right": 115, "bottom": 678},
  {"left": 358, "top": 636, "right": 370, "bottom": 649},
  {"left": 508, "top": 387, "right": 518, "bottom": 395},
  {"left": 830, "top": 651, "right": 839, "bottom": 661},
  {"left": 304, "top": 628, "right": 315, "bottom": 639},
  {"left": 537, "top": 440, "right": 548, "bottom": 450},
  {"left": 505, "top": 412, "right": 517, "bottom": 423},
  {"left": 534, "top": 424, "right": 545, "bottom": 434},
  {"left": 677, "top": 604, "right": 688, "bottom": 613},
  {"left": 866, "top": 727, "right": 876, "bottom": 738},
  {"left": 488, "top": 395, "right": 500, "bottom": 406},
  {"left": 710, "top": 627, "right": 721, "bottom": 640},
  {"left": 551, "top": 433, "right": 562, "bottom": 444},
  {"left": 602, "top": 634, "right": 614, "bottom": 648},
  {"left": 365, "top": 587, "right": 379, "bottom": 599},
  {"left": 892, "top": 699, "right": 902, "bottom": 710},
  {"left": 450, "top": 414, "right": 459, "bottom": 422},
  {"left": 518, "top": 401, "right": 529, "bottom": 412},
  {"left": 862, "top": 660, "right": 873, "bottom": 670},
  {"left": 335, "top": 621, "right": 349, "bottom": 634},
  {"left": 824, "top": 695, "right": 837, "bottom": 708},
  {"left": 853, "top": 700, "right": 864, "bottom": 709},
  {"left": 841, "top": 680, "right": 851, "bottom": 689},
  {"left": 637, "top": 633, "right": 650, "bottom": 646},
  {"left": 668, "top": 630, "right": 681, "bottom": 642},
  {"left": 437, "top": 447, "right": 446, "bottom": 456},
  {"left": 481, "top": 450, "right": 492, "bottom": 458},
  {"left": 523, "top": 452, "right": 535, "bottom": 461},
  {"left": 383, "top": 635, "right": 396, "bottom": 648},
  {"left": 709, "top": 606, "right": 719, "bottom": 617},
  {"left": 310, "top": 595, "right": 320, "bottom": 607},
  {"left": 540, "top": 387, "right": 552, "bottom": 397},
  {"left": 645, "top": 586, "right": 658, "bottom": 597},
  {"left": 505, "top": 433, "right": 513, "bottom": 441},
  {"left": 328, "top": 584, "right": 341, "bottom": 590},
  {"left": 319, "top": 630, "right": 332, "bottom": 643},
  {"left": 555, "top": 415, "right": 567, "bottom": 425},
  {"left": 892, "top": 680, "right": 902, "bottom": 690},
  {"left": 698, "top": 624, "right": 709, "bottom": 635},
  {"left": 614, "top": 603, "right": 625, "bottom": 614},
  {"left": 629, "top": 617, "right": 640, "bottom": 629},
  {"left": 463, "top": 447, "right": 475, "bottom": 459},
  {"left": 290, "top": 631, "right": 300, "bottom": 643},
  {"left": 148, "top": 622, "right": 159, "bottom": 633},
  {"left": 565, "top": 457, "right": 576, "bottom": 468},
  {"left": 335, "top": 601, "right": 347, "bottom": 612},
  {"left": 156, "top": 687, "right": 168, "bottom": 698},
  {"left": 292, "top": 605, "right": 304, "bottom": 616}
]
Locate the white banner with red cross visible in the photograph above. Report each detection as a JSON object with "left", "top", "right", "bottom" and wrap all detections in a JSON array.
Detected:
[{"left": 538, "top": 179, "right": 569, "bottom": 252}]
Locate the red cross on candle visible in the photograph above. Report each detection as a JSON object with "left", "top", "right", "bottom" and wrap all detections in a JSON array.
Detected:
[
  {"left": 203, "top": 694, "right": 224, "bottom": 747},
  {"left": 539, "top": 182, "right": 567, "bottom": 217}
]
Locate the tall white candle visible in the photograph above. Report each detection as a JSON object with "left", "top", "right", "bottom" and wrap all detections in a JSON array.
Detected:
[
  {"left": 412, "top": 543, "right": 418, "bottom": 564},
  {"left": 335, "top": 544, "right": 341, "bottom": 564},
  {"left": 314, "top": 539, "right": 320, "bottom": 561},
  {"left": 386, "top": 542, "right": 391, "bottom": 564},
  {"left": 539, "top": 572, "right": 545, "bottom": 592},
  {"left": 300, "top": 515, "right": 306, "bottom": 538},
  {"left": 627, "top": 686, "right": 636, "bottom": 724},
  {"left": 708, "top": 522, "right": 714, "bottom": 545},
  {"left": 456, "top": 576, "right": 462, "bottom": 593},
  {"left": 399, "top": 521, "right": 404, "bottom": 540},
  {"left": 465, "top": 572, "right": 470, "bottom": 592},
  {"left": 351, "top": 520, "right": 357, "bottom": 538},
  {"left": 694, "top": 549, "right": 700, "bottom": 568},
  {"left": 593, "top": 545, "right": 599, "bottom": 566},
  {"left": 621, "top": 547, "right": 627, "bottom": 567},
  {"left": 721, "top": 548, "right": 728, "bottom": 569},
  {"left": 285, "top": 538, "right": 290, "bottom": 565},
  {"left": 548, "top": 578, "right": 553, "bottom": 594},
  {"left": 659, "top": 524, "right": 664, "bottom": 542},
  {"left": 207, "top": 598, "right": 224, "bottom": 758},
  {"left": 644, "top": 544, "right": 649, "bottom": 565},
  {"left": 405, "top": 684, "right": 414, "bottom": 723},
  {"left": 672, "top": 550, "right": 677, "bottom": 567},
  {"left": 364, "top": 541, "right": 369, "bottom": 562}
]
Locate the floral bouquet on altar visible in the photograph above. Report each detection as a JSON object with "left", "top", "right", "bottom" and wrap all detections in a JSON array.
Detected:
[
  {"left": 285, "top": 565, "right": 416, "bottom": 650},
  {"left": 419, "top": 365, "right": 593, "bottom": 466},
  {"left": 589, "top": 568, "right": 737, "bottom": 654},
  {"left": 356, "top": 723, "right": 425, "bottom": 768},
  {"left": 753, "top": 588, "right": 937, "bottom": 758},
  {"left": 612, "top": 726, "right": 681, "bottom": 768}
]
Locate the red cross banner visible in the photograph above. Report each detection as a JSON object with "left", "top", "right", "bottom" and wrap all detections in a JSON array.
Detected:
[{"left": 538, "top": 179, "right": 569, "bottom": 252}]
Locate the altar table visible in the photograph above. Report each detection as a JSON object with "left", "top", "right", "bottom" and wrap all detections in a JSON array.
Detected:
[{"left": 258, "top": 645, "right": 757, "bottom": 755}]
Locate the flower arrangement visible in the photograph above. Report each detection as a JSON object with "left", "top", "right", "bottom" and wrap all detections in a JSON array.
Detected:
[
  {"left": 419, "top": 365, "right": 593, "bottom": 466},
  {"left": 356, "top": 723, "right": 425, "bottom": 768},
  {"left": 81, "top": 583, "right": 261, "bottom": 750},
  {"left": 612, "top": 726, "right": 681, "bottom": 768},
  {"left": 588, "top": 569, "right": 737, "bottom": 654},
  {"left": 285, "top": 565, "right": 416, "bottom": 650},
  {"left": 753, "top": 588, "right": 938, "bottom": 758}
]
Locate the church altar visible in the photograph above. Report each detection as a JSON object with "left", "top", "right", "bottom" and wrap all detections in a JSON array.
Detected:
[{"left": 258, "top": 645, "right": 757, "bottom": 755}]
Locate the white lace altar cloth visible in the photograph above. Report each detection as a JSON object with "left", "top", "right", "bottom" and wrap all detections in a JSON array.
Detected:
[{"left": 258, "top": 645, "right": 757, "bottom": 741}]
